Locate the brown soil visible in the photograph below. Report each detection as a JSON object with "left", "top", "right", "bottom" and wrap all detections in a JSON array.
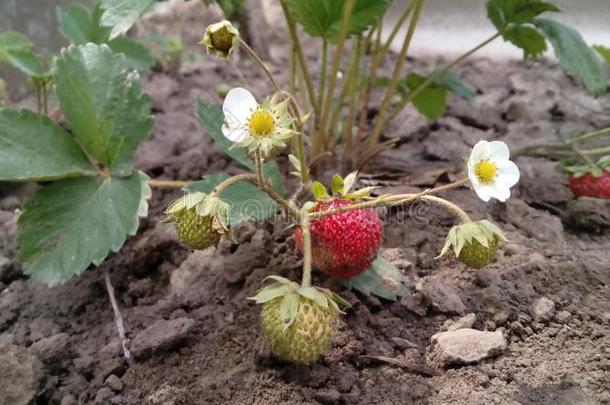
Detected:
[{"left": 1, "top": 13, "right": 610, "bottom": 405}]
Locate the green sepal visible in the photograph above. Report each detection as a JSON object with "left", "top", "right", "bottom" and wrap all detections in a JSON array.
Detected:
[
  {"left": 438, "top": 219, "right": 507, "bottom": 258},
  {"left": 331, "top": 174, "right": 345, "bottom": 196},
  {"left": 165, "top": 192, "right": 232, "bottom": 239},
  {"left": 280, "top": 292, "right": 300, "bottom": 330},
  {"left": 312, "top": 181, "right": 330, "bottom": 200}
]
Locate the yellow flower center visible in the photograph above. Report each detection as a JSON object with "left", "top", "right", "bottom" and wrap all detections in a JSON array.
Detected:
[
  {"left": 210, "top": 26, "right": 233, "bottom": 54},
  {"left": 475, "top": 160, "right": 497, "bottom": 184},
  {"left": 248, "top": 110, "right": 275, "bottom": 137}
]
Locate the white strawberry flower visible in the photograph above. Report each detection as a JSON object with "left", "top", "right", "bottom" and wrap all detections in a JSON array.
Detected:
[
  {"left": 222, "top": 87, "right": 293, "bottom": 157},
  {"left": 467, "top": 140, "right": 520, "bottom": 202}
]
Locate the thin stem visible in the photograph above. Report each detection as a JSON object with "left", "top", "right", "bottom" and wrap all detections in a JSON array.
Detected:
[
  {"left": 365, "top": 0, "right": 426, "bottom": 150},
  {"left": 35, "top": 81, "right": 42, "bottom": 114},
  {"left": 581, "top": 145, "right": 610, "bottom": 156},
  {"left": 386, "top": 32, "right": 501, "bottom": 123},
  {"left": 239, "top": 38, "right": 281, "bottom": 93},
  {"left": 343, "top": 36, "right": 364, "bottom": 158},
  {"left": 104, "top": 269, "right": 131, "bottom": 359},
  {"left": 148, "top": 179, "right": 189, "bottom": 189},
  {"left": 42, "top": 81, "right": 48, "bottom": 115},
  {"left": 423, "top": 195, "right": 471, "bottom": 223},
  {"left": 317, "top": 0, "right": 356, "bottom": 151},
  {"left": 211, "top": 173, "right": 258, "bottom": 195},
  {"left": 317, "top": 39, "right": 328, "bottom": 117},
  {"left": 568, "top": 126, "right": 610, "bottom": 144},
  {"left": 300, "top": 209, "right": 313, "bottom": 288},
  {"left": 255, "top": 149, "right": 264, "bottom": 186},
  {"left": 280, "top": 0, "right": 320, "bottom": 121},
  {"left": 308, "top": 178, "right": 469, "bottom": 219}
]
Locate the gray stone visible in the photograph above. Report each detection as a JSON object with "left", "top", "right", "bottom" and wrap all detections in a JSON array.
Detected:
[
  {"left": 416, "top": 277, "right": 466, "bottom": 315},
  {"left": 60, "top": 394, "right": 77, "bottom": 405},
  {"left": 555, "top": 310, "right": 572, "bottom": 323},
  {"left": 313, "top": 388, "right": 342, "bottom": 405},
  {"left": 531, "top": 297, "right": 556, "bottom": 323},
  {"left": 105, "top": 374, "right": 124, "bottom": 392},
  {"left": 0, "top": 344, "right": 45, "bottom": 405},
  {"left": 427, "top": 328, "right": 507, "bottom": 367},
  {"left": 131, "top": 317, "right": 195, "bottom": 359},
  {"left": 565, "top": 197, "right": 610, "bottom": 233},
  {"left": 95, "top": 387, "right": 115, "bottom": 404},
  {"left": 448, "top": 313, "right": 477, "bottom": 331},
  {"left": 30, "top": 333, "right": 70, "bottom": 364}
]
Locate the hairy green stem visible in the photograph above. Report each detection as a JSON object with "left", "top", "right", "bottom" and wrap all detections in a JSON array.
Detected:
[
  {"left": 300, "top": 209, "right": 313, "bottom": 288},
  {"left": 211, "top": 173, "right": 259, "bottom": 195},
  {"left": 148, "top": 179, "right": 189, "bottom": 189},
  {"left": 239, "top": 38, "right": 281, "bottom": 93},
  {"left": 316, "top": 0, "right": 356, "bottom": 154},
  {"left": 365, "top": 0, "right": 426, "bottom": 150},
  {"left": 343, "top": 36, "right": 364, "bottom": 159},
  {"left": 280, "top": 0, "right": 319, "bottom": 121},
  {"left": 317, "top": 39, "right": 328, "bottom": 117}
]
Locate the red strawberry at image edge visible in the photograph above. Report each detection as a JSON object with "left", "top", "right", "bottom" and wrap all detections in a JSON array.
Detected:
[
  {"left": 568, "top": 171, "right": 610, "bottom": 199},
  {"left": 295, "top": 199, "right": 383, "bottom": 279}
]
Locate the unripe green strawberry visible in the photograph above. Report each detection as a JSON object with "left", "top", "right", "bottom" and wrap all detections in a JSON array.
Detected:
[
  {"left": 439, "top": 219, "right": 506, "bottom": 269},
  {"left": 261, "top": 296, "right": 337, "bottom": 364},
  {"left": 457, "top": 237, "right": 499, "bottom": 268},
  {"left": 169, "top": 208, "right": 221, "bottom": 250}
]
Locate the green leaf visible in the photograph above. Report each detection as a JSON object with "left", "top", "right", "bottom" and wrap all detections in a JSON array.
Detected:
[
  {"left": 312, "top": 181, "right": 329, "bottom": 200},
  {"left": 486, "top": 0, "right": 559, "bottom": 32},
  {"left": 436, "top": 72, "right": 476, "bottom": 102},
  {"left": 284, "top": 0, "right": 390, "bottom": 41},
  {"left": 17, "top": 172, "right": 150, "bottom": 285},
  {"left": 196, "top": 100, "right": 286, "bottom": 195},
  {"left": 504, "top": 25, "right": 548, "bottom": 58},
  {"left": 0, "top": 108, "right": 96, "bottom": 181},
  {"left": 186, "top": 174, "right": 278, "bottom": 224},
  {"left": 0, "top": 31, "right": 32, "bottom": 64},
  {"left": 343, "top": 255, "right": 409, "bottom": 301},
  {"left": 108, "top": 36, "right": 154, "bottom": 71},
  {"left": 53, "top": 44, "right": 153, "bottom": 176},
  {"left": 331, "top": 174, "right": 344, "bottom": 196},
  {"left": 5, "top": 49, "right": 46, "bottom": 77},
  {"left": 533, "top": 18, "right": 607, "bottom": 96},
  {"left": 57, "top": 3, "right": 112, "bottom": 44},
  {"left": 405, "top": 73, "right": 448, "bottom": 120},
  {"left": 100, "top": 0, "right": 155, "bottom": 39},
  {"left": 593, "top": 45, "right": 610, "bottom": 65}
]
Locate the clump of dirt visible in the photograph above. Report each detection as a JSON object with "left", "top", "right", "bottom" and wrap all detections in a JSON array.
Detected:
[{"left": 1, "top": 4, "right": 610, "bottom": 404}]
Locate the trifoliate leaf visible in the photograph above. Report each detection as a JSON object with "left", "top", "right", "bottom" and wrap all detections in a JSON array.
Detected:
[
  {"left": 108, "top": 36, "right": 154, "bottom": 70},
  {"left": 53, "top": 44, "right": 153, "bottom": 176},
  {"left": 486, "top": 0, "right": 559, "bottom": 33},
  {"left": 504, "top": 25, "right": 548, "bottom": 58},
  {"left": 17, "top": 172, "right": 150, "bottom": 285},
  {"left": 99, "top": 0, "right": 155, "bottom": 39},
  {"left": 284, "top": 0, "right": 390, "bottom": 41},
  {"left": 0, "top": 109, "right": 96, "bottom": 181},
  {"left": 405, "top": 73, "right": 448, "bottom": 120},
  {"left": 533, "top": 18, "right": 607, "bottom": 96}
]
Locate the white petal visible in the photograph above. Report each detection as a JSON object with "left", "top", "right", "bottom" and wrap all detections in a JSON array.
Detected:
[
  {"left": 470, "top": 140, "right": 489, "bottom": 163},
  {"left": 486, "top": 140, "right": 510, "bottom": 161},
  {"left": 223, "top": 87, "right": 257, "bottom": 128},
  {"left": 467, "top": 161, "right": 480, "bottom": 188},
  {"left": 221, "top": 123, "right": 248, "bottom": 142},
  {"left": 496, "top": 160, "right": 520, "bottom": 187},
  {"left": 473, "top": 183, "right": 492, "bottom": 202},
  {"left": 488, "top": 182, "right": 512, "bottom": 202}
]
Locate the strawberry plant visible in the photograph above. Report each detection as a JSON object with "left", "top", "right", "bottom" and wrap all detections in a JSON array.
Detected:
[{"left": 0, "top": 0, "right": 607, "bottom": 364}]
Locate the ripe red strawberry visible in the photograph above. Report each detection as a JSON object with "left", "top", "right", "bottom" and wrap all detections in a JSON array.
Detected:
[
  {"left": 568, "top": 171, "right": 610, "bottom": 199},
  {"left": 295, "top": 199, "right": 383, "bottom": 279}
]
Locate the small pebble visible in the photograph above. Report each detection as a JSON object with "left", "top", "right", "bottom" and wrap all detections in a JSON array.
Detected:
[{"left": 105, "top": 374, "right": 123, "bottom": 392}]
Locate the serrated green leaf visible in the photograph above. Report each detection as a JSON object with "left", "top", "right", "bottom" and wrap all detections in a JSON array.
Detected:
[
  {"left": 100, "top": 0, "right": 155, "bottom": 39},
  {"left": 504, "top": 25, "right": 547, "bottom": 58},
  {"left": 343, "top": 255, "right": 409, "bottom": 301},
  {"left": 487, "top": 0, "right": 559, "bottom": 32},
  {"left": 17, "top": 172, "right": 150, "bottom": 285},
  {"left": 331, "top": 174, "right": 344, "bottom": 196},
  {"left": 196, "top": 100, "right": 286, "bottom": 195},
  {"left": 436, "top": 72, "right": 476, "bottom": 102},
  {"left": 5, "top": 49, "right": 47, "bottom": 77},
  {"left": 280, "top": 292, "right": 300, "bottom": 329},
  {"left": 53, "top": 44, "right": 153, "bottom": 176},
  {"left": 0, "top": 31, "right": 32, "bottom": 64},
  {"left": 533, "top": 18, "right": 607, "bottom": 96},
  {"left": 593, "top": 45, "right": 610, "bottom": 65},
  {"left": 0, "top": 108, "right": 96, "bottom": 181},
  {"left": 108, "top": 36, "right": 154, "bottom": 70},
  {"left": 186, "top": 174, "right": 278, "bottom": 224},
  {"left": 284, "top": 0, "right": 390, "bottom": 41},
  {"left": 405, "top": 73, "right": 448, "bottom": 120},
  {"left": 57, "top": 3, "right": 113, "bottom": 44}
]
